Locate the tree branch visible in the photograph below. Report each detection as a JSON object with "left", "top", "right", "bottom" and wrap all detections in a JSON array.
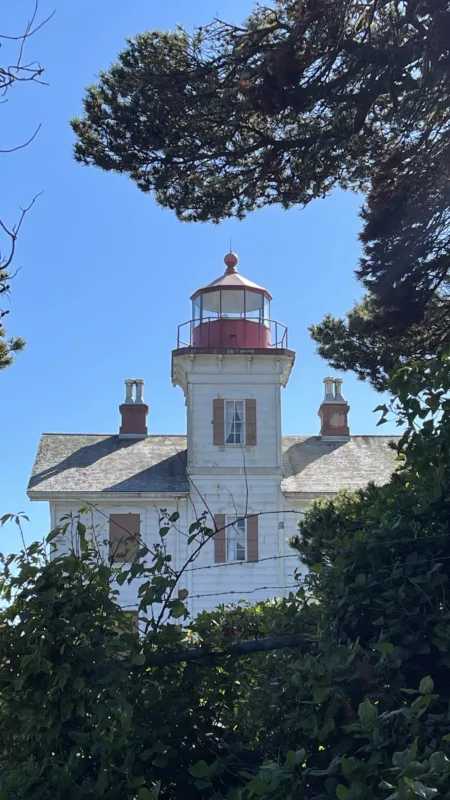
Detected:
[{"left": 144, "top": 633, "right": 308, "bottom": 666}]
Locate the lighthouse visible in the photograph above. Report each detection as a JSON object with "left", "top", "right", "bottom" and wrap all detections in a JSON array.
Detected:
[
  {"left": 172, "top": 252, "right": 295, "bottom": 474},
  {"left": 28, "top": 251, "right": 399, "bottom": 615}
]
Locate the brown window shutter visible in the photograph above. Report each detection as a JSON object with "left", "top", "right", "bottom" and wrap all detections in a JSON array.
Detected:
[
  {"left": 214, "top": 514, "right": 226, "bottom": 563},
  {"left": 213, "top": 398, "right": 225, "bottom": 446},
  {"left": 109, "top": 513, "right": 140, "bottom": 562},
  {"left": 247, "top": 514, "right": 259, "bottom": 562},
  {"left": 245, "top": 399, "right": 257, "bottom": 446}
]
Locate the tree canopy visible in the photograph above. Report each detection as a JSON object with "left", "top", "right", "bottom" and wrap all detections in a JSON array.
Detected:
[{"left": 72, "top": 0, "right": 450, "bottom": 380}]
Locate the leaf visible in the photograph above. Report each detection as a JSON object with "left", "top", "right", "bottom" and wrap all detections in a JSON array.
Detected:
[
  {"left": 429, "top": 751, "right": 450, "bottom": 772},
  {"left": 336, "top": 785, "right": 349, "bottom": 800},
  {"left": 375, "top": 642, "right": 394, "bottom": 653},
  {"left": 419, "top": 675, "right": 434, "bottom": 694},
  {"left": 189, "top": 520, "right": 201, "bottom": 534},
  {"left": 189, "top": 760, "right": 210, "bottom": 779},
  {"left": 311, "top": 563, "right": 324, "bottom": 573},
  {"left": 284, "top": 750, "right": 297, "bottom": 768},
  {"left": 411, "top": 781, "right": 438, "bottom": 798},
  {"left": 139, "top": 789, "right": 156, "bottom": 800},
  {"left": 132, "top": 653, "right": 146, "bottom": 665},
  {"left": 355, "top": 572, "right": 366, "bottom": 587},
  {"left": 313, "top": 686, "right": 330, "bottom": 703},
  {"left": 246, "top": 780, "right": 271, "bottom": 796},
  {"left": 178, "top": 588, "right": 189, "bottom": 601},
  {"left": 169, "top": 511, "right": 180, "bottom": 523},
  {"left": 358, "top": 698, "right": 378, "bottom": 727},
  {"left": 340, "top": 757, "right": 358, "bottom": 778},
  {"left": 152, "top": 754, "right": 169, "bottom": 768},
  {"left": 159, "top": 527, "right": 170, "bottom": 537},
  {"left": 170, "top": 600, "right": 187, "bottom": 619},
  {"left": 194, "top": 780, "right": 210, "bottom": 789},
  {"left": 442, "top": 733, "right": 450, "bottom": 742},
  {"left": 95, "top": 772, "right": 109, "bottom": 793}
]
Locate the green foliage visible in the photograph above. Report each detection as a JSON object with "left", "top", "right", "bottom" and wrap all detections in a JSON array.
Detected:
[
  {"left": 72, "top": 0, "right": 450, "bottom": 346},
  {"left": 1, "top": 353, "right": 450, "bottom": 797},
  {"left": 309, "top": 293, "right": 450, "bottom": 392}
]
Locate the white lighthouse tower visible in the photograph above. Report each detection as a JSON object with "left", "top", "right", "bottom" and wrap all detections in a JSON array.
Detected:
[{"left": 171, "top": 252, "right": 295, "bottom": 599}]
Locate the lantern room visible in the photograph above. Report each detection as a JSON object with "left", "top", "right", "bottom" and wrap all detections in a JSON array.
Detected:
[{"left": 177, "top": 253, "right": 288, "bottom": 350}]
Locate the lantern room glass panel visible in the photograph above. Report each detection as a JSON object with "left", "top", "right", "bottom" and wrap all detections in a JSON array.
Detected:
[
  {"left": 245, "top": 290, "right": 266, "bottom": 321},
  {"left": 192, "top": 296, "right": 201, "bottom": 323},
  {"left": 201, "top": 290, "right": 220, "bottom": 319},
  {"left": 221, "top": 289, "right": 245, "bottom": 318}
]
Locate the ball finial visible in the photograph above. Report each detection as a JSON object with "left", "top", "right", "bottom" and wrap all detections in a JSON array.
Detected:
[{"left": 224, "top": 251, "right": 238, "bottom": 274}]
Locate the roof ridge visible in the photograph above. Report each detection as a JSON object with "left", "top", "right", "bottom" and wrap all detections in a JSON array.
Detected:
[
  {"left": 40, "top": 432, "right": 399, "bottom": 438},
  {"left": 41, "top": 432, "right": 187, "bottom": 438}
]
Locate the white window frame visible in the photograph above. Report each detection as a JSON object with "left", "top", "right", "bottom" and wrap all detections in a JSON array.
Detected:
[
  {"left": 225, "top": 400, "right": 245, "bottom": 445},
  {"left": 225, "top": 515, "right": 247, "bottom": 562}
]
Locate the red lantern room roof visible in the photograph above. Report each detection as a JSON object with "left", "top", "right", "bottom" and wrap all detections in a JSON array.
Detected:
[{"left": 190, "top": 252, "right": 273, "bottom": 301}]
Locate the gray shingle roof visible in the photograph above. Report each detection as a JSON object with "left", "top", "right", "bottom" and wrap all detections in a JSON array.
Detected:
[
  {"left": 28, "top": 433, "right": 399, "bottom": 498},
  {"left": 281, "top": 436, "right": 399, "bottom": 494},
  {"left": 27, "top": 435, "right": 189, "bottom": 495}
]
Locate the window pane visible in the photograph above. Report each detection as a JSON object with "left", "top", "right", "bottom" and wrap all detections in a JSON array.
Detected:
[
  {"left": 236, "top": 518, "right": 246, "bottom": 534},
  {"left": 225, "top": 401, "right": 245, "bottom": 444},
  {"left": 245, "top": 290, "right": 263, "bottom": 315},
  {"left": 234, "top": 401, "right": 244, "bottom": 420},
  {"left": 192, "top": 298, "right": 201, "bottom": 322},
  {"left": 202, "top": 291, "right": 220, "bottom": 317},
  {"left": 236, "top": 542, "right": 246, "bottom": 561},
  {"left": 221, "top": 289, "right": 245, "bottom": 315},
  {"left": 226, "top": 516, "right": 247, "bottom": 562}
]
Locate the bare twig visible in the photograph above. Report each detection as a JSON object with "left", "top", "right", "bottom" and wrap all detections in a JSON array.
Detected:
[
  {"left": 0, "top": 193, "right": 42, "bottom": 273},
  {"left": 0, "top": 1, "right": 53, "bottom": 367},
  {"left": 0, "top": 123, "right": 42, "bottom": 154}
]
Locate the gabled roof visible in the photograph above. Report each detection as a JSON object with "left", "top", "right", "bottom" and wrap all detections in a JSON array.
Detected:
[
  {"left": 27, "top": 433, "right": 399, "bottom": 498},
  {"left": 27, "top": 434, "right": 188, "bottom": 496}
]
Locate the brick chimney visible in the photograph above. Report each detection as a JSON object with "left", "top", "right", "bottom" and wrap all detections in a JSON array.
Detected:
[
  {"left": 318, "top": 377, "right": 350, "bottom": 440},
  {"left": 119, "top": 379, "right": 149, "bottom": 438}
]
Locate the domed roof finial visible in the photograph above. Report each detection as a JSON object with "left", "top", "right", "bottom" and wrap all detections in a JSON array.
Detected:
[{"left": 224, "top": 251, "right": 239, "bottom": 275}]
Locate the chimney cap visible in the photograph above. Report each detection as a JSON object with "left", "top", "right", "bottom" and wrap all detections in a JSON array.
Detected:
[{"left": 322, "top": 376, "right": 348, "bottom": 404}]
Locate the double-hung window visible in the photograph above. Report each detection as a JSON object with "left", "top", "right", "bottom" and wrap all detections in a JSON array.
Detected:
[
  {"left": 225, "top": 400, "right": 245, "bottom": 445},
  {"left": 225, "top": 515, "right": 246, "bottom": 562}
]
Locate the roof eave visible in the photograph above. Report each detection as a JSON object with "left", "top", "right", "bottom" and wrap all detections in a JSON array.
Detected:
[
  {"left": 282, "top": 490, "right": 338, "bottom": 501},
  {"left": 27, "top": 490, "right": 190, "bottom": 502}
]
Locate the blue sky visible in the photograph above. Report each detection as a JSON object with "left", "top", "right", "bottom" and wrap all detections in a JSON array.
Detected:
[{"left": 1, "top": 1, "right": 397, "bottom": 551}]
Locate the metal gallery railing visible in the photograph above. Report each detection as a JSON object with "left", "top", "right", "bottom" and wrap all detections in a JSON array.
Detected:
[{"left": 177, "top": 317, "right": 288, "bottom": 349}]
